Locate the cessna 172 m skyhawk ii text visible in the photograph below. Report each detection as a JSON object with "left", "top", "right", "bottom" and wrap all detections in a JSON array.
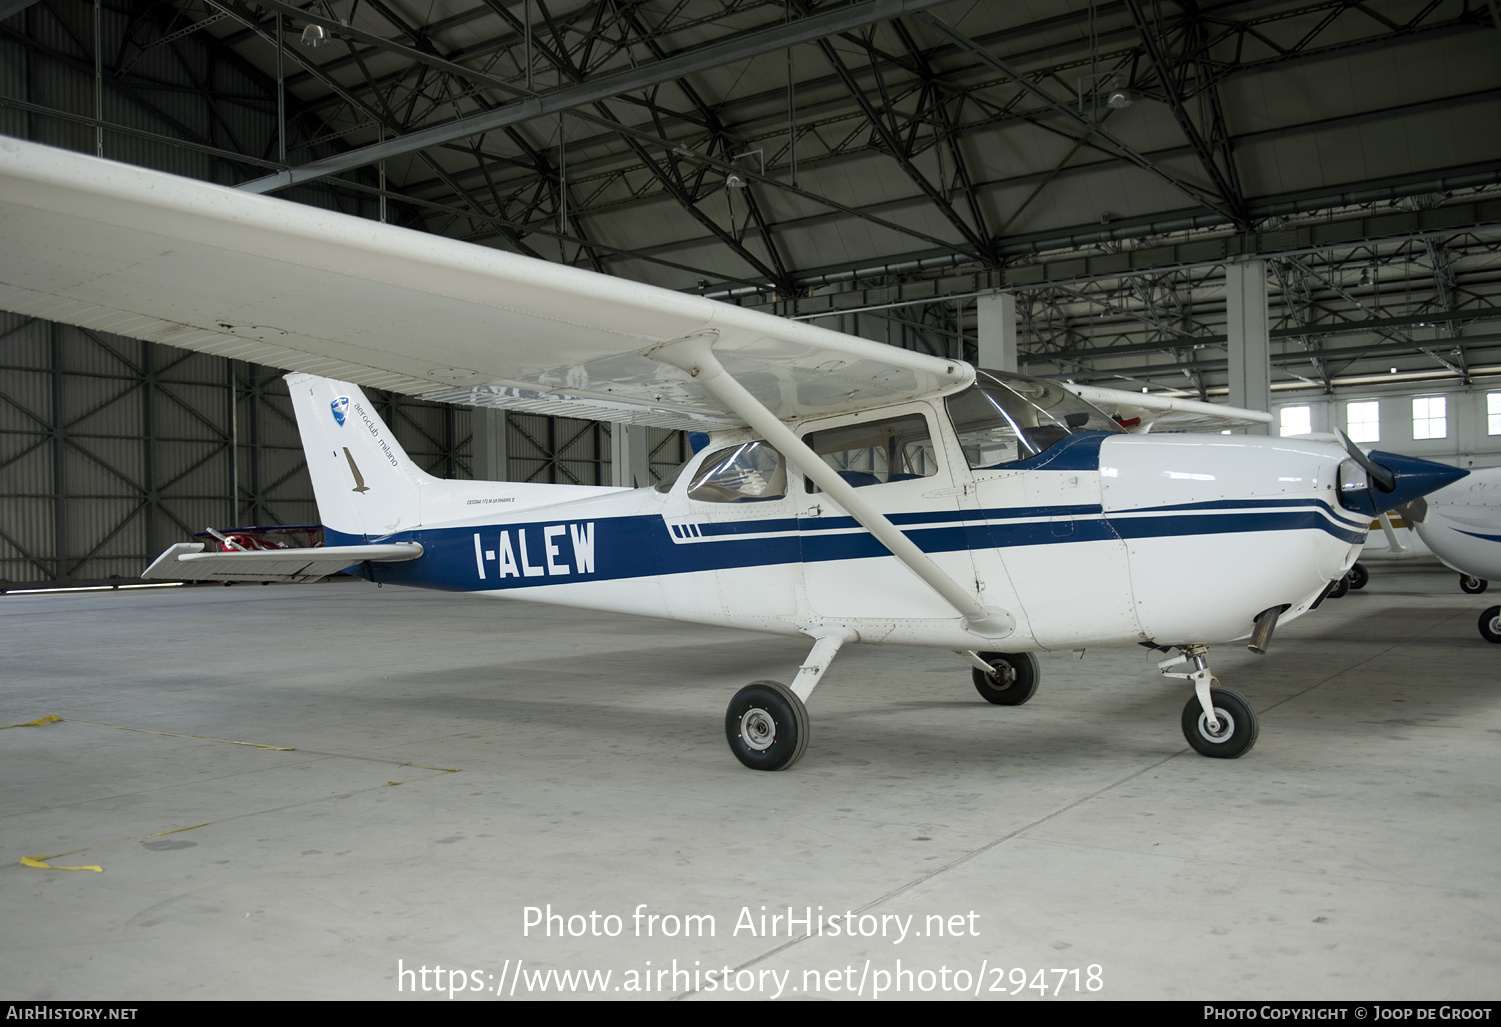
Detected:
[{"left": 0, "top": 138, "right": 1465, "bottom": 768}]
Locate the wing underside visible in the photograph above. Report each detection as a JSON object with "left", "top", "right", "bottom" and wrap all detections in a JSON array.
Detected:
[{"left": 0, "top": 138, "right": 970, "bottom": 431}]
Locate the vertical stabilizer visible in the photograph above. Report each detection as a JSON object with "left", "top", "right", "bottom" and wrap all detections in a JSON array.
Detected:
[{"left": 286, "top": 373, "right": 430, "bottom": 538}]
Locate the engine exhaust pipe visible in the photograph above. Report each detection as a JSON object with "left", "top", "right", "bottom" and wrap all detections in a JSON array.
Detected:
[{"left": 1247, "top": 605, "right": 1290, "bottom": 655}]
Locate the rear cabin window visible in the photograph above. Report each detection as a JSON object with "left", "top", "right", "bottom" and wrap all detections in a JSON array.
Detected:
[
  {"left": 801, "top": 413, "right": 938, "bottom": 492},
  {"left": 682, "top": 441, "right": 786, "bottom": 503}
]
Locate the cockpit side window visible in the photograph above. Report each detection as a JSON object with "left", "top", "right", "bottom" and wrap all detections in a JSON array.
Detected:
[
  {"left": 801, "top": 413, "right": 938, "bottom": 492},
  {"left": 682, "top": 441, "right": 787, "bottom": 503},
  {"left": 947, "top": 370, "right": 1121, "bottom": 470}
]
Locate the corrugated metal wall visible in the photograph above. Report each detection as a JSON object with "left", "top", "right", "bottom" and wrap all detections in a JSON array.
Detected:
[{"left": 0, "top": 311, "right": 684, "bottom": 588}]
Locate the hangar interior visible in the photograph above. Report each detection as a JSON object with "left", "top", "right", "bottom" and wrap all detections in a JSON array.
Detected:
[
  {"left": 3, "top": 0, "right": 1501, "bottom": 586},
  {"left": 2, "top": 0, "right": 1500, "bottom": 1002}
]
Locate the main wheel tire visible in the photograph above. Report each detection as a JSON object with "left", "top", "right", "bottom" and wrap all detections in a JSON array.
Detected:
[
  {"left": 1181, "top": 687, "right": 1259, "bottom": 759},
  {"left": 1349, "top": 562, "right": 1369, "bottom": 590},
  {"left": 1479, "top": 607, "right": 1501, "bottom": 644},
  {"left": 971, "top": 652, "right": 1040, "bottom": 706},
  {"left": 725, "top": 680, "right": 809, "bottom": 771},
  {"left": 1328, "top": 574, "right": 1350, "bottom": 599},
  {"left": 1460, "top": 574, "right": 1488, "bottom": 595}
]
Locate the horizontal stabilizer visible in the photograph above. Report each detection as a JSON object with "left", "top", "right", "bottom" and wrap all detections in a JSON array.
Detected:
[{"left": 141, "top": 542, "right": 423, "bottom": 583}]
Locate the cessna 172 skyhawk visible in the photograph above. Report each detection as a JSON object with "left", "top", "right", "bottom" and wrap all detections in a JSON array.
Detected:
[{"left": 0, "top": 137, "right": 1466, "bottom": 767}]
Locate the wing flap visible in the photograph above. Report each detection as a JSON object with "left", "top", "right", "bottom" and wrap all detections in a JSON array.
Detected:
[{"left": 142, "top": 542, "right": 423, "bottom": 583}]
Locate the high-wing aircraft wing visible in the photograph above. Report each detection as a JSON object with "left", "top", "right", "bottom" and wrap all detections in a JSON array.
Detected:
[
  {"left": 1063, "top": 383, "right": 1273, "bottom": 433},
  {"left": 0, "top": 137, "right": 969, "bottom": 431}
]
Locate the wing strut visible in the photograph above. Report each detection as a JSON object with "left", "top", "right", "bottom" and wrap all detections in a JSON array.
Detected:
[{"left": 651, "top": 336, "right": 1014, "bottom": 640}]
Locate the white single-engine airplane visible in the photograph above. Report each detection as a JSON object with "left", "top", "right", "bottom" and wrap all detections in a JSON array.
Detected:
[
  {"left": 0, "top": 137, "right": 1468, "bottom": 767},
  {"left": 1394, "top": 467, "right": 1501, "bottom": 642}
]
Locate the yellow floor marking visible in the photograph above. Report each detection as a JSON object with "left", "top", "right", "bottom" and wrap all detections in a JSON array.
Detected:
[
  {"left": 21, "top": 823, "right": 212, "bottom": 872},
  {"left": 0, "top": 714, "right": 62, "bottom": 729},
  {"left": 71, "top": 719, "right": 295, "bottom": 750}
]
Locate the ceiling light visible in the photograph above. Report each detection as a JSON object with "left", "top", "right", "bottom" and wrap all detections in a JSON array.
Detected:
[
  {"left": 1106, "top": 88, "right": 1134, "bottom": 110},
  {"left": 725, "top": 172, "right": 747, "bottom": 189},
  {"left": 301, "top": 24, "right": 331, "bottom": 48}
]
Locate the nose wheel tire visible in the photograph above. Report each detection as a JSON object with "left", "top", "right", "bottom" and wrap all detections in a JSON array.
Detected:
[
  {"left": 1348, "top": 562, "right": 1369, "bottom": 590},
  {"left": 725, "top": 680, "right": 809, "bottom": 771},
  {"left": 971, "top": 652, "right": 1040, "bottom": 706},
  {"left": 1461, "top": 575, "right": 1488, "bottom": 595},
  {"left": 1479, "top": 607, "right": 1501, "bottom": 644},
  {"left": 1181, "top": 687, "right": 1259, "bottom": 759},
  {"left": 1327, "top": 574, "right": 1350, "bottom": 599}
]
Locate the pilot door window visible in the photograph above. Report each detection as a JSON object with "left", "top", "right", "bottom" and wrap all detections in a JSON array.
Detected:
[
  {"left": 684, "top": 441, "right": 787, "bottom": 503},
  {"left": 801, "top": 413, "right": 938, "bottom": 492}
]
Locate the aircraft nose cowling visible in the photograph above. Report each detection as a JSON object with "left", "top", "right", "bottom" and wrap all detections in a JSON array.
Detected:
[{"left": 1353, "top": 452, "right": 1468, "bottom": 514}]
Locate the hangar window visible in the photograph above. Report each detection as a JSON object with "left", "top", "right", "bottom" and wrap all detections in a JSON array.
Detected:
[
  {"left": 802, "top": 413, "right": 937, "bottom": 492},
  {"left": 1412, "top": 396, "right": 1447, "bottom": 440},
  {"left": 1346, "top": 400, "right": 1380, "bottom": 443},
  {"left": 1278, "top": 405, "right": 1312, "bottom": 437},
  {"left": 1488, "top": 392, "right": 1501, "bottom": 435}
]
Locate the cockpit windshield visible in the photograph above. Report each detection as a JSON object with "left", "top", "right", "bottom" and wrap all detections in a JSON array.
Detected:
[{"left": 946, "top": 369, "right": 1122, "bottom": 470}]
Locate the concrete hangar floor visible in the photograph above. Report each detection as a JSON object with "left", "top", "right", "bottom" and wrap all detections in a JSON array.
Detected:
[{"left": 1, "top": 566, "right": 1496, "bottom": 1002}]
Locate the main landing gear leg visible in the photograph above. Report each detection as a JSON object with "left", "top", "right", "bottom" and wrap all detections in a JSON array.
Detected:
[
  {"left": 1158, "top": 645, "right": 1259, "bottom": 759},
  {"left": 724, "top": 628, "right": 855, "bottom": 771}
]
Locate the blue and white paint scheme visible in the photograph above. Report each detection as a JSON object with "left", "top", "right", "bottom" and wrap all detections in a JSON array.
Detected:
[
  {"left": 1394, "top": 467, "right": 1501, "bottom": 642},
  {"left": 0, "top": 135, "right": 1468, "bottom": 768},
  {"left": 1400, "top": 466, "right": 1501, "bottom": 583},
  {"left": 276, "top": 372, "right": 1440, "bottom": 656}
]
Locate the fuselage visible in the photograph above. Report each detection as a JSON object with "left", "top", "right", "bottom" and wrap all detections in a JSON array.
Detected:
[
  {"left": 333, "top": 405, "right": 1367, "bottom": 654},
  {"left": 1407, "top": 466, "right": 1501, "bottom": 580}
]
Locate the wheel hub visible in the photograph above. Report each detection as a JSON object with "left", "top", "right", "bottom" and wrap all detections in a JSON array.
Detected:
[
  {"left": 1197, "top": 708, "right": 1235, "bottom": 742},
  {"left": 738, "top": 708, "right": 777, "bottom": 751}
]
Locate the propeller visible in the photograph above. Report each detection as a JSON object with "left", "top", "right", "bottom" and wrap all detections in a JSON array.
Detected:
[{"left": 1336, "top": 428, "right": 1396, "bottom": 493}]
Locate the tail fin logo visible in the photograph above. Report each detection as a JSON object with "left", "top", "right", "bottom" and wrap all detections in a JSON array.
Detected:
[{"left": 330, "top": 396, "right": 349, "bottom": 426}]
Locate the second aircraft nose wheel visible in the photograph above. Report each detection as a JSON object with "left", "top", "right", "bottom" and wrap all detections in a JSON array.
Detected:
[
  {"left": 725, "top": 680, "right": 809, "bottom": 771},
  {"left": 1461, "top": 575, "right": 1489, "bottom": 595},
  {"left": 971, "top": 652, "right": 1040, "bottom": 706},
  {"left": 1181, "top": 686, "right": 1259, "bottom": 758}
]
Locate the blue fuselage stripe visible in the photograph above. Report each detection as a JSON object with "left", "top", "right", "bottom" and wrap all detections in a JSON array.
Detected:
[{"left": 330, "top": 497, "right": 1365, "bottom": 592}]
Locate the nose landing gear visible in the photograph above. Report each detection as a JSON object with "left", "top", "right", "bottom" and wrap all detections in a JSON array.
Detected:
[{"left": 1158, "top": 646, "right": 1260, "bottom": 758}]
